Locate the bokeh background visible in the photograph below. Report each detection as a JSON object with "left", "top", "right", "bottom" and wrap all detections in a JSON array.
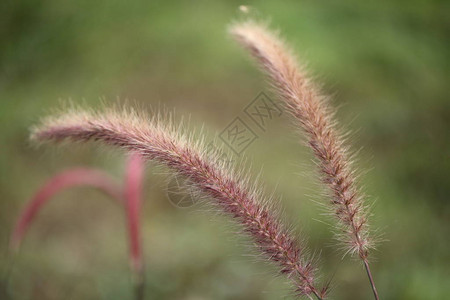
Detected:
[{"left": 1, "top": 1, "right": 449, "bottom": 299}]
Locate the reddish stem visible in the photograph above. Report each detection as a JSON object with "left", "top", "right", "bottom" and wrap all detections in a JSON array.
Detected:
[
  {"left": 364, "top": 259, "right": 380, "bottom": 300},
  {"left": 125, "top": 152, "right": 145, "bottom": 300},
  {"left": 10, "top": 168, "right": 122, "bottom": 250}
]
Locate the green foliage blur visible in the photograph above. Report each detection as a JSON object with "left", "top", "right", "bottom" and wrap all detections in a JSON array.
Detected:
[{"left": 1, "top": 1, "right": 448, "bottom": 299}]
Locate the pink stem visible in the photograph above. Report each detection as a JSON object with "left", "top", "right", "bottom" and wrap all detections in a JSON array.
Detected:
[
  {"left": 10, "top": 168, "right": 122, "bottom": 251},
  {"left": 364, "top": 259, "right": 380, "bottom": 300},
  {"left": 125, "top": 152, "right": 145, "bottom": 299}
]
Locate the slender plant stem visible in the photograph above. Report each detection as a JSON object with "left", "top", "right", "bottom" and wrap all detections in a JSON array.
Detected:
[
  {"left": 363, "top": 259, "right": 380, "bottom": 300},
  {"left": 312, "top": 290, "right": 323, "bottom": 300},
  {"left": 134, "top": 270, "right": 145, "bottom": 300}
]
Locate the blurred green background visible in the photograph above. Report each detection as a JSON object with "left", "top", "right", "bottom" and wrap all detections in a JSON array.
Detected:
[{"left": 1, "top": 1, "right": 449, "bottom": 299}]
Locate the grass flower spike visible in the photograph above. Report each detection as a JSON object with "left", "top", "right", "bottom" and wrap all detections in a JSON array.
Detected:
[
  {"left": 31, "top": 108, "right": 327, "bottom": 299},
  {"left": 230, "top": 21, "right": 379, "bottom": 299}
]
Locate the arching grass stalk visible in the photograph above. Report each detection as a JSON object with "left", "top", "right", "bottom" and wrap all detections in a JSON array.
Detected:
[
  {"left": 31, "top": 107, "right": 327, "bottom": 299},
  {"left": 11, "top": 154, "right": 146, "bottom": 300},
  {"left": 230, "top": 20, "right": 379, "bottom": 299}
]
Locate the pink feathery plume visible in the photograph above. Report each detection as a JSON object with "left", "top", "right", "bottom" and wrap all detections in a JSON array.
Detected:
[
  {"left": 230, "top": 20, "right": 379, "bottom": 300},
  {"left": 10, "top": 168, "right": 122, "bottom": 251},
  {"left": 31, "top": 108, "right": 326, "bottom": 299}
]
